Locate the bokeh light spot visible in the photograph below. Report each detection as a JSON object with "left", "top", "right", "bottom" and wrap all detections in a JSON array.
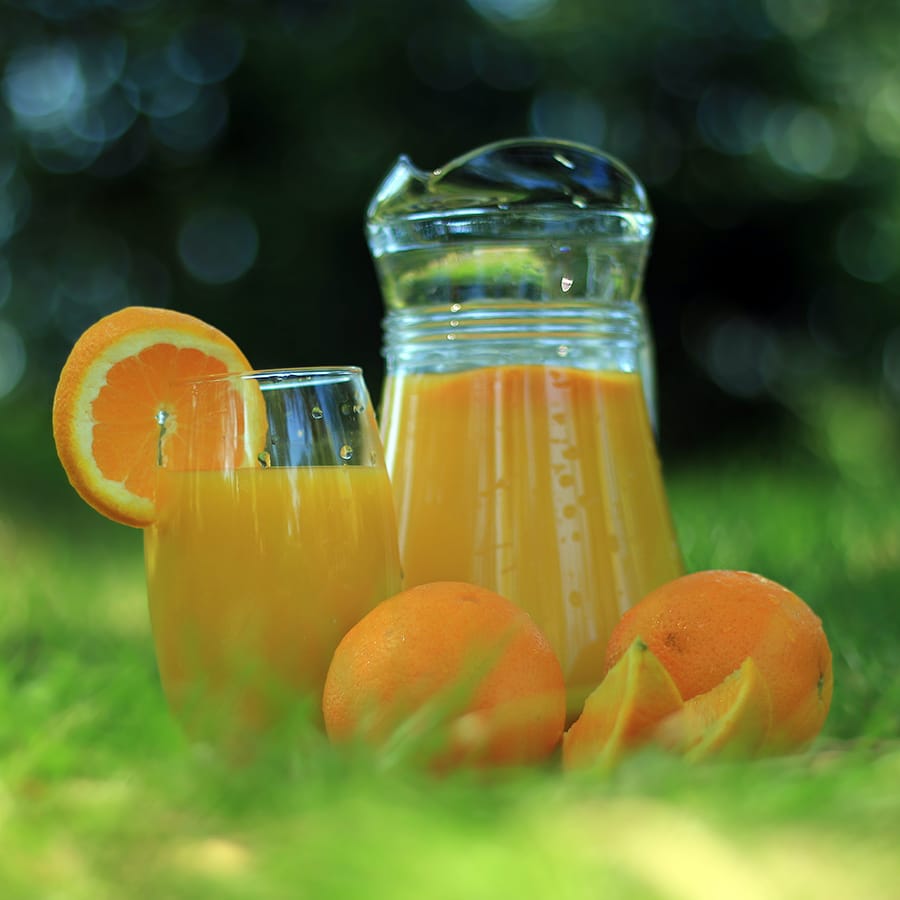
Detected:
[
  {"left": 67, "top": 87, "right": 137, "bottom": 145},
  {"left": 865, "top": 79, "right": 900, "bottom": 156},
  {"left": 167, "top": 19, "right": 245, "bottom": 85},
  {"left": 31, "top": 134, "right": 102, "bottom": 174},
  {"left": 77, "top": 34, "right": 128, "bottom": 98},
  {"left": 763, "top": 104, "right": 835, "bottom": 176},
  {"left": 0, "top": 318, "right": 26, "bottom": 400},
  {"left": 697, "top": 86, "right": 768, "bottom": 156},
  {"left": 704, "top": 315, "right": 781, "bottom": 399},
  {"left": 150, "top": 85, "right": 228, "bottom": 153},
  {"left": 835, "top": 210, "right": 897, "bottom": 283},
  {"left": 3, "top": 43, "right": 85, "bottom": 125},
  {"left": 177, "top": 207, "right": 259, "bottom": 285},
  {"left": 122, "top": 49, "right": 199, "bottom": 118}
]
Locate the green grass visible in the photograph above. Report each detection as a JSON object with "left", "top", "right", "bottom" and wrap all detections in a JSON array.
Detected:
[{"left": 1, "top": 390, "right": 899, "bottom": 898}]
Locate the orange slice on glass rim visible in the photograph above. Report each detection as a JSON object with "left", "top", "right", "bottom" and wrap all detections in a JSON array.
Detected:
[{"left": 52, "top": 305, "right": 266, "bottom": 527}]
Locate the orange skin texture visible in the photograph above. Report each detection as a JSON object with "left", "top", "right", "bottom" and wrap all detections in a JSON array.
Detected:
[
  {"left": 52, "top": 306, "right": 254, "bottom": 527},
  {"left": 605, "top": 570, "right": 833, "bottom": 752},
  {"left": 322, "top": 581, "right": 567, "bottom": 769}
]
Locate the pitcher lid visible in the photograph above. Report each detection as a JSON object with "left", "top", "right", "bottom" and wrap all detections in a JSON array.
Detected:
[
  {"left": 365, "top": 138, "right": 653, "bottom": 256},
  {"left": 368, "top": 137, "right": 650, "bottom": 220}
]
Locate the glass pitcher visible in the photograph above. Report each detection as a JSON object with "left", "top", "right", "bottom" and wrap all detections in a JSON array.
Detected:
[{"left": 365, "top": 138, "right": 683, "bottom": 717}]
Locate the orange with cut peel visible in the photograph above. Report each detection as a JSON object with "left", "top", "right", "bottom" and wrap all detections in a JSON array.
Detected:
[
  {"left": 322, "top": 581, "right": 566, "bottom": 769},
  {"left": 605, "top": 570, "right": 832, "bottom": 752},
  {"left": 562, "top": 638, "right": 683, "bottom": 771},
  {"left": 654, "top": 657, "right": 773, "bottom": 761},
  {"left": 52, "top": 305, "right": 264, "bottom": 527}
]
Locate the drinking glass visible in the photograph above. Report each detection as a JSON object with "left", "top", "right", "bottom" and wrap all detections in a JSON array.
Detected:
[{"left": 143, "top": 367, "right": 402, "bottom": 741}]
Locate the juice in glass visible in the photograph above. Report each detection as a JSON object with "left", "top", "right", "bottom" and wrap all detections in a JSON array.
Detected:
[
  {"left": 381, "top": 364, "right": 683, "bottom": 713},
  {"left": 143, "top": 368, "right": 402, "bottom": 738}
]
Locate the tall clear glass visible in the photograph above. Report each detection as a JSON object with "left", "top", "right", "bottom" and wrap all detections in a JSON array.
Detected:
[
  {"left": 366, "top": 139, "right": 683, "bottom": 718},
  {"left": 143, "top": 367, "right": 402, "bottom": 742}
]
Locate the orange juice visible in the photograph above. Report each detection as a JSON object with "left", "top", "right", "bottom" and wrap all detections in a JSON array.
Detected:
[
  {"left": 143, "top": 464, "right": 402, "bottom": 734},
  {"left": 380, "top": 364, "right": 683, "bottom": 714}
]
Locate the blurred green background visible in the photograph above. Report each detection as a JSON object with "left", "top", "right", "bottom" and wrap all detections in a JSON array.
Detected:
[
  {"left": 1, "top": 0, "right": 899, "bottom": 463},
  {"left": 2, "top": 3, "right": 900, "bottom": 895}
]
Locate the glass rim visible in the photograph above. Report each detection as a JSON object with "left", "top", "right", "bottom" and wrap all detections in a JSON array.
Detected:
[{"left": 171, "top": 365, "right": 365, "bottom": 389}]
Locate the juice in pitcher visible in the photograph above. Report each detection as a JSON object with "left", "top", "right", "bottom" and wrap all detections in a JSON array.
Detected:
[
  {"left": 381, "top": 364, "right": 682, "bottom": 712},
  {"left": 367, "top": 139, "right": 683, "bottom": 714}
]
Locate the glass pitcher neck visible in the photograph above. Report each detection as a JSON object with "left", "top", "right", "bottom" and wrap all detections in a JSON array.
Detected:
[
  {"left": 383, "top": 300, "right": 647, "bottom": 374},
  {"left": 369, "top": 235, "right": 651, "bottom": 311}
]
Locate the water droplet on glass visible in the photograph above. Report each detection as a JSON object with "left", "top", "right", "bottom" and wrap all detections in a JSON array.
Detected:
[
  {"left": 561, "top": 275, "right": 574, "bottom": 292},
  {"left": 446, "top": 333, "right": 456, "bottom": 341},
  {"left": 340, "top": 401, "right": 353, "bottom": 416},
  {"left": 353, "top": 402, "right": 365, "bottom": 414},
  {"left": 368, "top": 450, "right": 378, "bottom": 465},
  {"left": 450, "top": 302, "right": 462, "bottom": 313},
  {"left": 557, "top": 344, "right": 570, "bottom": 357},
  {"left": 311, "top": 406, "right": 324, "bottom": 419},
  {"left": 562, "top": 504, "right": 577, "bottom": 519},
  {"left": 571, "top": 195, "right": 588, "bottom": 209},
  {"left": 339, "top": 444, "right": 353, "bottom": 460},
  {"left": 257, "top": 451, "right": 271, "bottom": 468},
  {"left": 449, "top": 318, "right": 460, "bottom": 328}
]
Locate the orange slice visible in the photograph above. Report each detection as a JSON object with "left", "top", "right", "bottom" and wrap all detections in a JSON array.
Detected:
[
  {"left": 562, "top": 638, "right": 684, "bottom": 771},
  {"left": 653, "top": 657, "right": 773, "bottom": 761},
  {"left": 52, "top": 305, "right": 265, "bottom": 527}
]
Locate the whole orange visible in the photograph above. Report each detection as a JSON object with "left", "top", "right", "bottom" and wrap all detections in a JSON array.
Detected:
[
  {"left": 322, "top": 581, "right": 566, "bottom": 768},
  {"left": 604, "top": 570, "right": 832, "bottom": 752}
]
